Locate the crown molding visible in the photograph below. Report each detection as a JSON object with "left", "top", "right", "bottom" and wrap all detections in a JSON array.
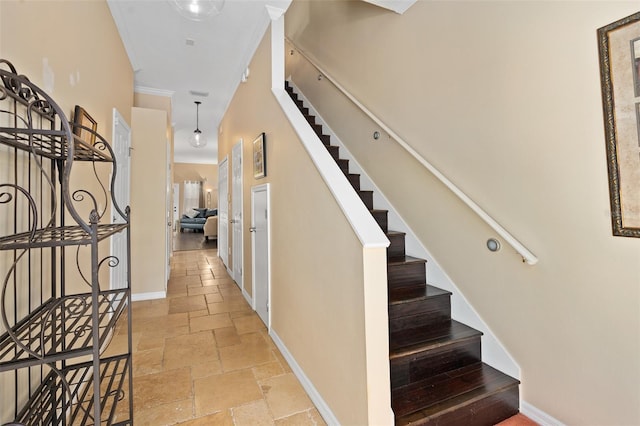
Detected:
[
  {"left": 361, "top": 0, "right": 416, "bottom": 14},
  {"left": 134, "top": 85, "right": 175, "bottom": 98}
]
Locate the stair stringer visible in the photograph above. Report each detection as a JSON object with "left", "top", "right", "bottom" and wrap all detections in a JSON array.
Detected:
[{"left": 288, "top": 79, "right": 521, "bottom": 381}]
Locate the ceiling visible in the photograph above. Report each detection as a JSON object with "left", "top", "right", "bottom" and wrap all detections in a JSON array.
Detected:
[{"left": 107, "top": 0, "right": 282, "bottom": 165}]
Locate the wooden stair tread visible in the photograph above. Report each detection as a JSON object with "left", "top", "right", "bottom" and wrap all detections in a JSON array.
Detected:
[
  {"left": 388, "top": 255, "right": 427, "bottom": 266},
  {"left": 392, "top": 363, "right": 520, "bottom": 419},
  {"left": 390, "top": 320, "right": 482, "bottom": 357},
  {"left": 389, "top": 284, "right": 451, "bottom": 305},
  {"left": 387, "top": 230, "right": 406, "bottom": 237}
]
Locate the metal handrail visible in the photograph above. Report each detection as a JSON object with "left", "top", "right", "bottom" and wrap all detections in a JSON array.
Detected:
[{"left": 287, "top": 39, "right": 538, "bottom": 265}]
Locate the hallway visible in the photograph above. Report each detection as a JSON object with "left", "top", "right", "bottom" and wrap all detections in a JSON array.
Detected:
[{"left": 107, "top": 249, "right": 325, "bottom": 425}]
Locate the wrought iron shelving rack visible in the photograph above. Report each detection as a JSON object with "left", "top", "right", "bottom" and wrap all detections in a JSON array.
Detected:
[{"left": 0, "top": 60, "right": 133, "bottom": 425}]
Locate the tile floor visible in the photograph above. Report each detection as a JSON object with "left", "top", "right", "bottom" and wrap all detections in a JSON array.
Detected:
[
  {"left": 107, "top": 247, "right": 536, "bottom": 426},
  {"left": 107, "top": 248, "right": 325, "bottom": 425}
]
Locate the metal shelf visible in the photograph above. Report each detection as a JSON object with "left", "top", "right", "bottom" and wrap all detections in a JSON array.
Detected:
[
  {"left": 0, "top": 289, "right": 128, "bottom": 372},
  {"left": 1, "top": 58, "right": 133, "bottom": 425},
  {"left": 0, "top": 126, "right": 113, "bottom": 163},
  {"left": 11, "top": 354, "right": 132, "bottom": 426},
  {"left": 0, "top": 223, "right": 128, "bottom": 250}
]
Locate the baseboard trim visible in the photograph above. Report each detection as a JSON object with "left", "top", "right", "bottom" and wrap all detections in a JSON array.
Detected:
[
  {"left": 242, "top": 287, "right": 253, "bottom": 306},
  {"left": 521, "top": 400, "right": 564, "bottom": 426},
  {"left": 269, "top": 330, "right": 339, "bottom": 426},
  {"left": 131, "top": 291, "right": 166, "bottom": 302}
]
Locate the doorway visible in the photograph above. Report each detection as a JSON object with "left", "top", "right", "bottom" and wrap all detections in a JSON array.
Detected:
[{"left": 251, "top": 184, "right": 270, "bottom": 327}]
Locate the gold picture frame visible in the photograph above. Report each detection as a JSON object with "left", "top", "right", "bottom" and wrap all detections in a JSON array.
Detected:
[
  {"left": 72, "top": 105, "right": 97, "bottom": 145},
  {"left": 253, "top": 132, "right": 266, "bottom": 179},
  {"left": 598, "top": 11, "right": 640, "bottom": 237}
]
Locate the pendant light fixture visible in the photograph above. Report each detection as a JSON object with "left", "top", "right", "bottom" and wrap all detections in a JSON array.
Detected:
[
  {"left": 170, "top": 0, "right": 225, "bottom": 21},
  {"left": 189, "top": 101, "right": 206, "bottom": 148}
]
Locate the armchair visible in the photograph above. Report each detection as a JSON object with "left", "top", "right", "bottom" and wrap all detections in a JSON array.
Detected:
[{"left": 204, "top": 216, "right": 218, "bottom": 241}]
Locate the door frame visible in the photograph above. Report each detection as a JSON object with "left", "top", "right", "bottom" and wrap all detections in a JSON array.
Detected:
[
  {"left": 110, "top": 108, "right": 131, "bottom": 292},
  {"left": 231, "top": 140, "right": 243, "bottom": 289},
  {"left": 218, "top": 156, "right": 229, "bottom": 269},
  {"left": 251, "top": 183, "right": 271, "bottom": 328}
]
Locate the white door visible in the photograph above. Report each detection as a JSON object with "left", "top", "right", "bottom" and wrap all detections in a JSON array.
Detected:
[
  {"left": 218, "top": 157, "right": 229, "bottom": 268},
  {"left": 110, "top": 108, "right": 130, "bottom": 291},
  {"left": 231, "top": 140, "right": 243, "bottom": 288},
  {"left": 251, "top": 184, "right": 270, "bottom": 327}
]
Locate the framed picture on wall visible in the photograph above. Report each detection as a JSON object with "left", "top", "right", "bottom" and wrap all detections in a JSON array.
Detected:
[
  {"left": 253, "top": 132, "right": 266, "bottom": 179},
  {"left": 72, "top": 105, "right": 98, "bottom": 145},
  {"left": 598, "top": 11, "right": 640, "bottom": 237}
]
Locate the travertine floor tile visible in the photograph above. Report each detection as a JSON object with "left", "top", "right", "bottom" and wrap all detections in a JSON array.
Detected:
[
  {"left": 169, "top": 295, "right": 208, "bottom": 314},
  {"left": 233, "top": 314, "right": 267, "bottom": 334},
  {"left": 133, "top": 313, "right": 188, "bottom": 334},
  {"left": 189, "top": 308, "right": 210, "bottom": 318},
  {"left": 201, "top": 279, "right": 218, "bottom": 287},
  {"left": 133, "top": 367, "right": 192, "bottom": 410},
  {"left": 191, "top": 358, "right": 223, "bottom": 379},
  {"left": 177, "top": 410, "right": 234, "bottom": 426},
  {"left": 190, "top": 312, "right": 233, "bottom": 332},
  {"left": 208, "top": 299, "right": 248, "bottom": 314},
  {"left": 164, "top": 330, "right": 218, "bottom": 371},
  {"left": 132, "top": 300, "right": 169, "bottom": 319},
  {"left": 206, "top": 293, "right": 224, "bottom": 304},
  {"left": 188, "top": 285, "right": 219, "bottom": 296},
  {"left": 261, "top": 373, "right": 314, "bottom": 420},
  {"left": 136, "top": 334, "right": 165, "bottom": 352},
  {"left": 252, "top": 361, "right": 285, "bottom": 382},
  {"left": 219, "top": 332, "right": 275, "bottom": 372},
  {"left": 134, "top": 399, "right": 193, "bottom": 425},
  {"left": 132, "top": 348, "right": 164, "bottom": 377},
  {"left": 213, "top": 326, "right": 242, "bottom": 348},
  {"left": 275, "top": 410, "right": 322, "bottom": 426},
  {"left": 232, "top": 400, "right": 275, "bottom": 426},
  {"left": 193, "top": 369, "right": 263, "bottom": 416}
]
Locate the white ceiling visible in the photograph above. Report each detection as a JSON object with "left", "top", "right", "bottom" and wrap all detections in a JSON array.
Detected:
[{"left": 107, "top": 0, "right": 281, "bottom": 165}]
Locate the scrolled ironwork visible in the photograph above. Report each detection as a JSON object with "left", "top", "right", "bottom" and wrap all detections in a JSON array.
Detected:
[
  {"left": 75, "top": 245, "right": 92, "bottom": 288},
  {"left": 92, "top": 161, "right": 108, "bottom": 219},
  {"left": 71, "top": 189, "right": 99, "bottom": 218},
  {"left": 0, "top": 184, "right": 39, "bottom": 243},
  {"left": 73, "top": 325, "right": 91, "bottom": 338},
  {"left": 76, "top": 248, "right": 122, "bottom": 289},
  {"left": 0, "top": 250, "right": 40, "bottom": 360}
]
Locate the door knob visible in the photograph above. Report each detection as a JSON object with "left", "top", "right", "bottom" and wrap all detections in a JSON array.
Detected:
[{"left": 249, "top": 227, "right": 256, "bottom": 233}]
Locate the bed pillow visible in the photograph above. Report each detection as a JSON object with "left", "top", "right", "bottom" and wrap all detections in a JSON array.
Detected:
[{"left": 193, "top": 208, "right": 207, "bottom": 218}]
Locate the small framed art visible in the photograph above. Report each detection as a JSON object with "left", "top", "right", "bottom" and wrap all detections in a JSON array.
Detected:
[{"left": 253, "top": 132, "right": 266, "bottom": 179}]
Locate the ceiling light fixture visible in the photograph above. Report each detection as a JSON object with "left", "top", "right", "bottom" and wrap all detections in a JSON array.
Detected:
[
  {"left": 170, "top": 0, "right": 225, "bottom": 21},
  {"left": 189, "top": 101, "right": 206, "bottom": 148}
]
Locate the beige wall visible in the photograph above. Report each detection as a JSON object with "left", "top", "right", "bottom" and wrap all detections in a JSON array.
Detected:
[
  {"left": 131, "top": 107, "right": 168, "bottom": 297},
  {"left": 134, "top": 92, "right": 174, "bottom": 161},
  {"left": 0, "top": 1, "right": 133, "bottom": 422},
  {"left": 1, "top": 0, "right": 133, "bottom": 134},
  {"left": 219, "top": 25, "right": 383, "bottom": 424},
  {"left": 286, "top": 1, "right": 640, "bottom": 424}
]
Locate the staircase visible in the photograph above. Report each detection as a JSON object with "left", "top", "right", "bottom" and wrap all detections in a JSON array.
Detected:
[{"left": 285, "top": 82, "right": 521, "bottom": 425}]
